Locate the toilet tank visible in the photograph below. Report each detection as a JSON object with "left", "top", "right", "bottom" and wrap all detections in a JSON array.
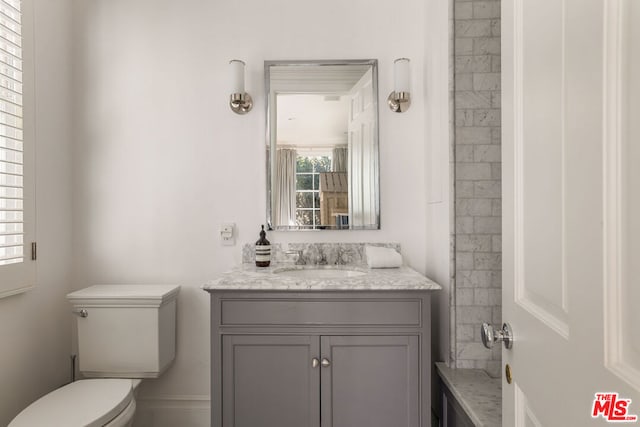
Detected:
[{"left": 67, "top": 285, "right": 180, "bottom": 378}]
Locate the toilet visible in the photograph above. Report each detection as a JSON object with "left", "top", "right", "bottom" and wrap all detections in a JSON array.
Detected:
[{"left": 9, "top": 284, "right": 180, "bottom": 427}]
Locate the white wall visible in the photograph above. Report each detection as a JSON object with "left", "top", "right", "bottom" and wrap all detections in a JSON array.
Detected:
[
  {"left": 424, "top": 0, "right": 453, "bottom": 412},
  {"left": 0, "top": 0, "right": 74, "bottom": 424},
  {"left": 71, "top": 0, "right": 434, "bottom": 425}
]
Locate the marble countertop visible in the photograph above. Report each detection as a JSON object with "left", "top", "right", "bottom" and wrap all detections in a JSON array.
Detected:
[
  {"left": 436, "top": 362, "right": 502, "bottom": 427},
  {"left": 203, "top": 263, "right": 442, "bottom": 291}
]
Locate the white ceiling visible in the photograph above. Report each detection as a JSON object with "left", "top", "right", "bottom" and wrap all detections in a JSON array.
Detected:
[
  {"left": 271, "top": 63, "right": 371, "bottom": 150},
  {"left": 276, "top": 94, "right": 349, "bottom": 148}
]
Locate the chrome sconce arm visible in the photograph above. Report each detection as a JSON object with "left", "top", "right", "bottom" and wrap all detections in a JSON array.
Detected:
[
  {"left": 230, "top": 92, "right": 253, "bottom": 114},
  {"left": 387, "top": 91, "right": 411, "bottom": 113}
]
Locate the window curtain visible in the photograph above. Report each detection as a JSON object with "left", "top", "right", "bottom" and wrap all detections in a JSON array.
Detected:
[
  {"left": 274, "top": 148, "right": 297, "bottom": 226},
  {"left": 332, "top": 146, "right": 348, "bottom": 172}
]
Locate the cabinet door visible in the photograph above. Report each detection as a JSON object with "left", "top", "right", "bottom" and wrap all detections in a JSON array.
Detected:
[
  {"left": 222, "top": 335, "right": 320, "bottom": 427},
  {"left": 320, "top": 335, "right": 419, "bottom": 427}
]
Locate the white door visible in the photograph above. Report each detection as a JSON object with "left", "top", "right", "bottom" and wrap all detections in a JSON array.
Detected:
[
  {"left": 502, "top": 0, "right": 640, "bottom": 425},
  {"left": 348, "top": 68, "right": 376, "bottom": 228}
]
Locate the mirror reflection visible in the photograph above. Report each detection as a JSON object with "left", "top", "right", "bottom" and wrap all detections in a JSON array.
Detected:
[{"left": 266, "top": 60, "right": 380, "bottom": 230}]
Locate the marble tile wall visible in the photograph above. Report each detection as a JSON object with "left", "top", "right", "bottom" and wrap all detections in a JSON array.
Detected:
[
  {"left": 241, "top": 242, "right": 401, "bottom": 266},
  {"left": 453, "top": 0, "right": 502, "bottom": 377}
]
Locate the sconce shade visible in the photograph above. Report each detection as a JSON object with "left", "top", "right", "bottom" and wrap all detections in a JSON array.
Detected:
[
  {"left": 394, "top": 58, "right": 410, "bottom": 94},
  {"left": 229, "top": 59, "right": 252, "bottom": 114},
  {"left": 230, "top": 59, "right": 245, "bottom": 94},
  {"left": 388, "top": 58, "right": 411, "bottom": 113}
]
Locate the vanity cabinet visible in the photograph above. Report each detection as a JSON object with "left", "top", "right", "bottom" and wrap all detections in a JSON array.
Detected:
[
  {"left": 222, "top": 335, "right": 319, "bottom": 427},
  {"left": 209, "top": 291, "right": 432, "bottom": 427},
  {"left": 320, "top": 335, "right": 419, "bottom": 427}
]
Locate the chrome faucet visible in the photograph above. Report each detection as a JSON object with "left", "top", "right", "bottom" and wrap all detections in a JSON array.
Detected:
[{"left": 335, "top": 246, "right": 350, "bottom": 265}]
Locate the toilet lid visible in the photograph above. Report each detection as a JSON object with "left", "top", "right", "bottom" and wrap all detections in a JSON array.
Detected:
[{"left": 9, "top": 379, "right": 134, "bottom": 427}]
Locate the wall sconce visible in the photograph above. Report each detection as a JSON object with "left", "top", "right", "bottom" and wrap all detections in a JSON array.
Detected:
[
  {"left": 229, "top": 59, "right": 253, "bottom": 114},
  {"left": 388, "top": 58, "right": 411, "bottom": 113}
]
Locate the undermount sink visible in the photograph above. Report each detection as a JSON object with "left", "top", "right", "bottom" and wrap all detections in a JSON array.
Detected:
[{"left": 274, "top": 268, "right": 366, "bottom": 279}]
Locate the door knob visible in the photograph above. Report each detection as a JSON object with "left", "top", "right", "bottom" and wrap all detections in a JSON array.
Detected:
[
  {"left": 481, "top": 323, "right": 513, "bottom": 349},
  {"left": 321, "top": 358, "right": 331, "bottom": 368},
  {"left": 312, "top": 358, "right": 320, "bottom": 368}
]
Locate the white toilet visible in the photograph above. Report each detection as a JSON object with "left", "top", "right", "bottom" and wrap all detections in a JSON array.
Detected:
[{"left": 9, "top": 284, "right": 180, "bottom": 427}]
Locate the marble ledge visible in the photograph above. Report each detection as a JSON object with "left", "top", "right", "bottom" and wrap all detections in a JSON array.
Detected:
[
  {"left": 436, "top": 362, "right": 502, "bottom": 427},
  {"left": 203, "top": 263, "right": 442, "bottom": 292}
]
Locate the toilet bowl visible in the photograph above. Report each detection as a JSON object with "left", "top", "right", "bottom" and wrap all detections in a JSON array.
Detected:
[
  {"left": 9, "top": 379, "right": 141, "bottom": 427},
  {"left": 9, "top": 285, "right": 180, "bottom": 427}
]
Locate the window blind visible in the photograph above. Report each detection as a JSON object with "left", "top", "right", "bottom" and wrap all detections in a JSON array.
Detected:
[{"left": 0, "top": 0, "right": 22, "bottom": 267}]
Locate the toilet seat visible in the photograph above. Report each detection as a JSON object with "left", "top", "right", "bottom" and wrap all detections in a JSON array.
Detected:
[{"left": 9, "top": 378, "right": 135, "bottom": 427}]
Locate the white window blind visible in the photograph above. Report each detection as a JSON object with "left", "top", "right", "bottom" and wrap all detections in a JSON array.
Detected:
[
  {"left": 0, "top": 0, "right": 31, "bottom": 298},
  {"left": 0, "top": 0, "right": 25, "bottom": 266},
  {"left": 0, "top": 0, "right": 23, "bottom": 267}
]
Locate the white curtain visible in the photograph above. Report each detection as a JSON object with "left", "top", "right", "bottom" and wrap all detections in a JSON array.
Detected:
[
  {"left": 274, "top": 148, "right": 297, "bottom": 226},
  {"left": 332, "top": 146, "right": 348, "bottom": 172}
]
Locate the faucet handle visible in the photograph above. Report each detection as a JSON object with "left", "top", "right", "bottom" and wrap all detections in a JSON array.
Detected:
[
  {"left": 335, "top": 247, "right": 351, "bottom": 265},
  {"left": 284, "top": 249, "right": 305, "bottom": 265}
]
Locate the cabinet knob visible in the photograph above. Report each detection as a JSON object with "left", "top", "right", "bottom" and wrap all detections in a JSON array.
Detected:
[
  {"left": 312, "top": 358, "right": 320, "bottom": 368},
  {"left": 321, "top": 358, "right": 331, "bottom": 368}
]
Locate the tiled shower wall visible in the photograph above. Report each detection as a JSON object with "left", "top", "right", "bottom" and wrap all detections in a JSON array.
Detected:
[{"left": 453, "top": 0, "right": 502, "bottom": 377}]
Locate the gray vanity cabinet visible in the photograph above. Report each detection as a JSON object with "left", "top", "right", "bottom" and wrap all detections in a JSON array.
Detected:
[
  {"left": 222, "top": 335, "right": 320, "bottom": 427},
  {"left": 321, "top": 335, "right": 419, "bottom": 427},
  {"left": 210, "top": 291, "right": 431, "bottom": 427}
]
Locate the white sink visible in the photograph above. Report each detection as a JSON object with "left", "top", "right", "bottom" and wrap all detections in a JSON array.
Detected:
[{"left": 274, "top": 268, "right": 366, "bottom": 279}]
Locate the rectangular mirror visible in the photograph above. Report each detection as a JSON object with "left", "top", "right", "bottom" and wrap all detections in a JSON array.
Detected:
[{"left": 266, "top": 60, "right": 380, "bottom": 231}]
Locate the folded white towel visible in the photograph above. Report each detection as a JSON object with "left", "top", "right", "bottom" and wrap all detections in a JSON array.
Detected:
[{"left": 365, "top": 245, "right": 403, "bottom": 268}]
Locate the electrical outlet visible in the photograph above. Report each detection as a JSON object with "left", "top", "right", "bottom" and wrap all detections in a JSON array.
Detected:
[{"left": 220, "top": 223, "right": 235, "bottom": 246}]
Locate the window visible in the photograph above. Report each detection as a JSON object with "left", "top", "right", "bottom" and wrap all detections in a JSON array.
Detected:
[
  {"left": 0, "top": 0, "right": 23, "bottom": 266},
  {"left": 0, "top": 0, "right": 34, "bottom": 298},
  {"left": 295, "top": 155, "right": 331, "bottom": 229}
]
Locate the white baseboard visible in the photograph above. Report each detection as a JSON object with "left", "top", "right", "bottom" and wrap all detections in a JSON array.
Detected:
[{"left": 133, "top": 395, "right": 210, "bottom": 427}]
